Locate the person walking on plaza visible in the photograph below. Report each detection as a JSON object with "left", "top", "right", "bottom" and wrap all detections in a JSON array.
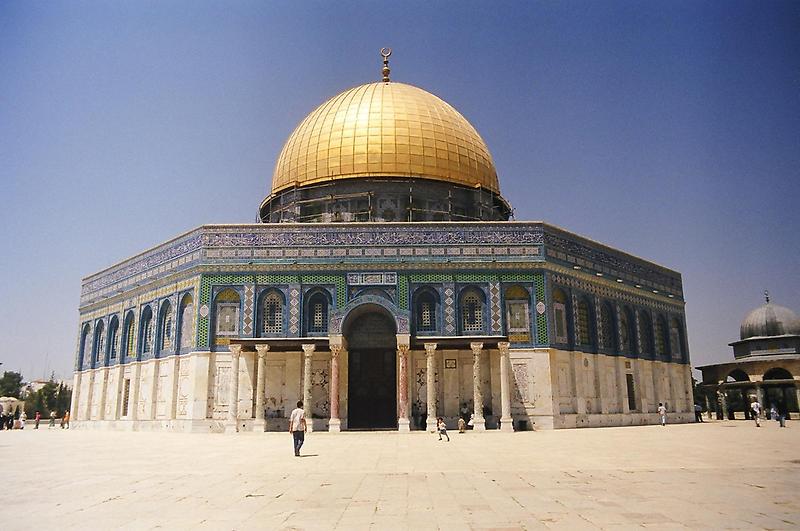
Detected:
[
  {"left": 288, "top": 400, "right": 307, "bottom": 457},
  {"left": 437, "top": 417, "right": 449, "bottom": 441},
  {"left": 63, "top": 411, "right": 70, "bottom": 429},
  {"left": 750, "top": 399, "right": 761, "bottom": 427},
  {"left": 694, "top": 403, "right": 704, "bottom": 423},
  {"left": 777, "top": 402, "right": 787, "bottom": 428},
  {"left": 34, "top": 411, "right": 41, "bottom": 429},
  {"left": 658, "top": 403, "right": 667, "bottom": 426},
  {"left": 19, "top": 411, "right": 26, "bottom": 429},
  {"left": 49, "top": 410, "right": 56, "bottom": 428},
  {"left": 458, "top": 416, "right": 466, "bottom": 433}
]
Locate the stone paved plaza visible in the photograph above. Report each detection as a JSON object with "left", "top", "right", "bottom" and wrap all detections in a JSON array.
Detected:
[{"left": 5, "top": 421, "right": 799, "bottom": 530}]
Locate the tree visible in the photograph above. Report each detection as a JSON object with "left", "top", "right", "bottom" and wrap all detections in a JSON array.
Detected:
[{"left": 0, "top": 371, "right": 24, "bottom": 398}]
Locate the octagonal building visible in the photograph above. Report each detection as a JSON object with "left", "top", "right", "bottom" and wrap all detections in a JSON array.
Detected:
[{"left": 71, "top": 55, "right": 693, "bottom": 432}]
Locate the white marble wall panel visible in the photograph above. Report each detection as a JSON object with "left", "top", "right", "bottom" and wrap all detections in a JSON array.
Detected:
[{"left": 265, "top": 360, "right": 286, "bottom": 418}]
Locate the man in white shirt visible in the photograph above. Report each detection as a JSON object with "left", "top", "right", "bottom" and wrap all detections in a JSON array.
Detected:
[
  {"left": 750, "top": 399, "right": 761, "bottom": 427},
  {"left": 289, "top": 400, "right": 307, "bottom": 456},
  {"left": 657, "top": 403, "right": 667, "bottom": 426}
]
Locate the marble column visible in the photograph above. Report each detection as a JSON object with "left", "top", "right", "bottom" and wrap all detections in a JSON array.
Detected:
[
  {"left": 471, "top": 342, "right": 486, "bottom": 431},
  {"left": 718, "top": 388, "right": 728, "bottom": 420},
  {"left": 498, "top": 342, "right": 513, "bottom": 432},
  {"left": 756, "top": 384, "right": 765, "bottom": 412},
  {"left": 225, "top": 344, "right": 242, "bottom": 433},
  {"left": 302, "top": 344, "right": 315, "bottom": 433},
  {"left": 424, "top": 343, "right": 437, "bottom": 432},
  {"left": 254, "top": 344, "right": 269, "bottom": 431},
  {"left": 795, "top": 386, "right": 800, "bottom": 421},
  {"left": 397, "top": 342, "right": 410, "bottom": 432},
  {"left": 329, "top": 343, "right": 342, "bottom": 432}
]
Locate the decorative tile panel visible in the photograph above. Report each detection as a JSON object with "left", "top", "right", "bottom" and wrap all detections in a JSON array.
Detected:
[
  {"left": 443, "top": 283, "right": 456, "bottom": 335},
  {"left": 288, "top": 285, "right": 301, "bottom": 336},
  {"left": 243, "top": 284, "right": 254, "bottom": 336},
  {"left": 489, "top": 281, "right": 502, "bottom": 334}
]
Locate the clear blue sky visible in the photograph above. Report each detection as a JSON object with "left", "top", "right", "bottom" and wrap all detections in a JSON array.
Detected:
[{"left": 1, "top": 1, "right": 798, "bottom": 381}]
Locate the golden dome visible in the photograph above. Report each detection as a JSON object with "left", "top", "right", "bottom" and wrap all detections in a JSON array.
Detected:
[{"left": 270, "top": 81, "right": 500, "bottom": 195}]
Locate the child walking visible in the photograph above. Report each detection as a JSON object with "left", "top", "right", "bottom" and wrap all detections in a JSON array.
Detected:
[{"left": 437, "top": 417, "right": 450, "bottom": 441}]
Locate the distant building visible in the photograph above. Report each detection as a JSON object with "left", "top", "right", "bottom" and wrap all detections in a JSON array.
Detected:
[
  {"left": 71, "top": 52, "right": 693, "bottom": 432},
  {"left": 27, "top": 379, "right": 71, "bottom": 394},
  {"left": 698, "top": 293, "right": 800, "bottom": 419}
]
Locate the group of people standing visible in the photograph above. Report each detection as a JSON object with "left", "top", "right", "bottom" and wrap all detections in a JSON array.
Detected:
[
  {"left": 0, "top": 408, "right": 69, "bottom": 430},
  {"left": 750, "top": 399, "right": 788, "bottom": 428}
]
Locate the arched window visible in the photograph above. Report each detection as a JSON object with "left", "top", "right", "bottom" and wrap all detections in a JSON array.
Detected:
[
  {"left": 552, "top": 288, "right": 569, "bottom": 344},
  {"left": 215, "top": 289, "right": 241, "bottom": 338},
  {"left": 414, "top": 288, "right": 439, "bottom": 334},
  {"left": 576, "top": 297, "right": 594, "bottom": 347},
  {"left": 459, "top": 288, "right": 486, "bottom": 334},
  {"left": 93, "top": 320, "right": 105, "bottom": 366},
  {"left": 158, "top": 300, "right": 173, "bottom": 354},
  {"left": 619, "top": 306, "right": 636, "bottom": 354},
  {"left": 655, "top": 315, "right": 668, "bottom": 359},
  {"left": 178, "top": 294, "right": 194, "bottom": 350},
  {"left": 123, "top": 312, "right": 136, "bottom": 361},
  {"left": 669, "top": 318, "right": 683, "bottom": 360},
  {"left": 726, "top": 369, "right": 750, "bottom": 382},
  {"left": 78, "top": 323, "right": 91, "bottom": 368},
  {"left": 599, "top": 302, "right": 616, "bottom": 351},
  {"left": 139, "top": 306, "right": 154, "bottom": 355},
  {"left": 638, "top": 311, "right": 654, "bottom": 357},
  {"left": 763, "top": 367, "right": 793, "bottom": 380},
  {"left": 504, "top": 285, "right": 530, "bottom": 336},
  {"left": 305, "top": 291, "right": 329, "bottom": 335},
  {"left": 260, "top": 290, "right": 285, "bottom": 336},
  {"left": 108, "top": 316, "right": 119, "bottom": 361}
]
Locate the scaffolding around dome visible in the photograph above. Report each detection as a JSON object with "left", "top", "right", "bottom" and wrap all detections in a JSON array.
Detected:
[{"left": 260, "top": 176, "right": 511, "bottom": 223}]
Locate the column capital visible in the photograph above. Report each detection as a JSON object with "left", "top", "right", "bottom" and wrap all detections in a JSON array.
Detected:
[
  {"left": 424, "top": 342, "right": 437, "bottom": 356},
  {"left": 228, "top": 344, "right": 243, "bottom": 358},
  {"left": 302, "top": 343, "right": 316, "bottom": 358},
  {"left": 330, "top": 343, "right": 342, "bottom": 358},
  {"left": 255, "top": 344, "right": 270, "bottom": 358},
  {"left": 470, "top": 342, "right": 484, "bottom": 355},
  {"left": 329, "top": 334, "right": 347, "bottom": 351},
  {"left": 497, "top": 341, "right": 510, "bottom": 355},
  {"left": 397, "top": 343, "right": 410, "bottom": 356}
]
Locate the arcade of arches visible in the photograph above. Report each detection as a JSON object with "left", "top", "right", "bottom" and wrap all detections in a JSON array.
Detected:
[{"left": 213, "top": 302, "right": 515, "bottom": 433}]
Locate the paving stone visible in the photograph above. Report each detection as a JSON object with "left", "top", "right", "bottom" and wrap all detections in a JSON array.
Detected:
[{"left": 2, "top": 420, "right": 798, "bottom": 530}]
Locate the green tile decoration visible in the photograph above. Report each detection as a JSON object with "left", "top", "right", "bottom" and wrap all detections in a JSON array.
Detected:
[
  {"left": 534, "top": 273, "right": 548, "bottom": 344},
  {"left": 198, "top": 272, "right": 342, "bottom": 349},
  {"left": 398, "top": 275, "right": 409, "bottom": 310}
]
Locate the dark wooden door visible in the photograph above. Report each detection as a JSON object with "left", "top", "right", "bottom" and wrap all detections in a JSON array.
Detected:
[{"left": 348, "top": 348, "right": 397, "bottom": 429}]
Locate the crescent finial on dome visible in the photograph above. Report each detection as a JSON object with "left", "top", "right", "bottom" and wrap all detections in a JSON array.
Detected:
[{"left": 381, "top": 47, "right": 392, "bottom": 82}]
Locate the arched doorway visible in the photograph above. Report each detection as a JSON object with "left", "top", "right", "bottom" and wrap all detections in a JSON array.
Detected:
[{"left": 344, "top": 305, "right": 397, "bottom": 429}]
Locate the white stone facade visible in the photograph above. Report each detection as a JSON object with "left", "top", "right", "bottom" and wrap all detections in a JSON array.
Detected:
[{"left": 71, "top": 346, "right": 693, "bottom": 431}]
